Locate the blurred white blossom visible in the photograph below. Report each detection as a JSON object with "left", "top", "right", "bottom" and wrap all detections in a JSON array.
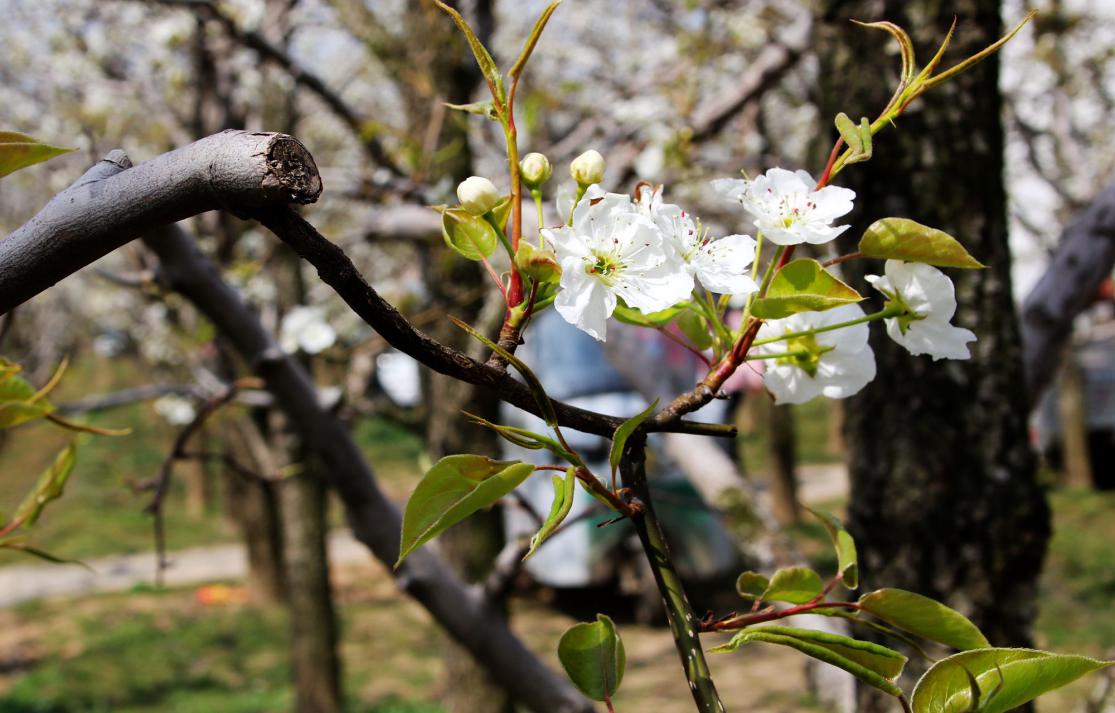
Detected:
[{"left": 280, "top": 306, "right": 336, "bottom": 355}]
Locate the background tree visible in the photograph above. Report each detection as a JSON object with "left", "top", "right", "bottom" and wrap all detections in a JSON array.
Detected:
[{"left": 816, "top": 1, "right": 1051, "bottom": 708}]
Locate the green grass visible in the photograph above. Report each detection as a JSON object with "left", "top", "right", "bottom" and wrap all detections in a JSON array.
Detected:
[
  {"left": 0, "top": 355, "right": 426, "bottom": 566},
  {"left": 0, "top": 587, "right": 445, "bottom": 713}
]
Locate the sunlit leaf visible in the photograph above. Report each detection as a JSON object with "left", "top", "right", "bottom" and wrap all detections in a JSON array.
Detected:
[
  {"left": 858, "top": 588, "right": 989, "bottom": 651},
  {"left": 442, "top": 208, "right": 499, "bottom": 260},
  {"left": 12, "top": 444, "right": 76, "bottom": 527},
  {"left": 805, "top": 506, "right": 858, "bottom": 589},
  {"left": 911, "top": 648, "right": 1113, "bottom": 713},
  {"left": 609, "top": 399, "right": 658, "bottom": 486},
  {"left": 762, "top": 566, "right": 823, "bottom": 604},
  {"left": 751, "top": 259, "right": 863, "bottom": 320},
  {"left": 735, "top": 571, "right": 770, "bottom": 600},
  {"left": 397, "top": 455, "right": 534, "bottom": 566},
  {"left": 711, "top": 625, "right": 906, "bottom": 698},
  {"left": 859, "top": 218, "right": 984, "bottom": 269},
  {"left": 0, "top": 131, "right": 76, "bottom": 179},
  {"left": 525, "top": 467, "right": 576, "bottom": 560},
  {"left": 509, "top": 2, "right": 561, "bottom": 80}
]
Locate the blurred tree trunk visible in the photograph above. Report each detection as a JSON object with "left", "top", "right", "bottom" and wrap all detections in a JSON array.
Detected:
[
  {"left": 1056, "top": 354, "right": 1093, "bottom": 488},
  {"left": 767, "top": 402, "right": 800, "bottom": 526},
  {"left": 816, "top": 1, "right": 1051, "bottom": 709},
  {"left": 278, "top": 466, "right": 343, "bottom": 713}
]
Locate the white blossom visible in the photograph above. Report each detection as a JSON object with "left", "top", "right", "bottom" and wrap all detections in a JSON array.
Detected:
[
  {"left": 570, "top": 149, "right": 606, "bottom": 186},
  {"left": 456, "top": 176, "right": 501, "bottom": 215},
  {"left": 712, "top": 168, "right": 855, "bottom": 246},
  {"left": 280, "top": 306, "right": 336, "bottom": 355},
  {"left": 542, "top": 193, "right": 692, "bottom": 341},
  {"left": 866, "top": 260, "right": 977, "bottom": 360},
  {"left": 756, "top": 304, "right": 876, "bottom": 404},
  {"left": 153, "top": 395, "right": 197, "bottom": 426},
  {"left": 635, "top": 186, "right": 758, "bottom": 296}
]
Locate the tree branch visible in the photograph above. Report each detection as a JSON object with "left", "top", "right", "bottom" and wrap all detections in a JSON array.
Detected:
[
  {"left": 1021, "top": 182, "right": 1115, "bottom": 405},
  {"left": 138, "top": 218, "right": 595, "bottom": 713},
  {"left": 0, "top": 130, "right": 321, "bottom": 313}
]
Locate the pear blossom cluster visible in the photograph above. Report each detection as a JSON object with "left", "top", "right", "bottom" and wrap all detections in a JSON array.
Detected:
[
  {"left": 541, "top": 186, "right": 757, "bottom": 341},
  {"left": 524, "top": 160, "right": 977, "bottom": 404}
]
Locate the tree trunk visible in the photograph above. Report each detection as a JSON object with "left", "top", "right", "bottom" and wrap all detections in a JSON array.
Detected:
[
  {"left": 278, "top": 469, "right": 343, "bottom": 713},
  {"left": 816, "top": 2, "right": 1051, "bottom": 709},
  {"left": 1056, "top": 353, "right": 1093, "bottom": 488},
  {"left": 767, "top": 402, "right": 800, "bottom": 526}
]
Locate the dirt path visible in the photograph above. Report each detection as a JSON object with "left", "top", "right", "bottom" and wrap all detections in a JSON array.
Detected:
[{"left": 0, "top": 464, "right": 848, "bottom": 609}]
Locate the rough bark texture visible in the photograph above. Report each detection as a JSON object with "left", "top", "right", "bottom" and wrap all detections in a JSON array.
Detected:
[{"left": 816, "top": 2, "right": 1050, "bottom": 709}]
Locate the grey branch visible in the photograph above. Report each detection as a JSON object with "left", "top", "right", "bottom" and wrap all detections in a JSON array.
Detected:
[
  {"left": 0, "top": 130, "right": 321, "bottom": 313},
  {"left": 1021, "top": 182, "right": 1115, "bottom": 404}
]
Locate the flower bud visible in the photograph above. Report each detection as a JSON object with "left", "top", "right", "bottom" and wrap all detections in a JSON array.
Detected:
[
  {"left": 456, "top": 176, "right": 501, "bottom": 215},
  {"left": 570, "top": 149, "right": 605, "bottom": 186},
  {"left": 520, "top": 152, "right": 553, "bottom": 188},
  {"left": 514, "top": 242, "right": 562, "bottom": 284}
]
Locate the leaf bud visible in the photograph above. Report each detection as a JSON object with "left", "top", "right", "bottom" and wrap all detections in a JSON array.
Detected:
[
  {"left": 456, "top": 176, "right": 501, "bottom": 215},
  {"left": 520, "top": 152, "right": 553, "bottom": 188},
  {"left": 514, "top": 242, "right": 562, "bottom": 284},
  {"left": 570, "top": 149, "right": 605, "bottom": 187}
]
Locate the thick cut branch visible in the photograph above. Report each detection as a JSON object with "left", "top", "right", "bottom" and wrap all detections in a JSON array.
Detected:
[
  {"left": 1021, "top": 182, "right": 1115, "bottom": 404},
  {"left": 0, "top": 130, "right": 321, "bottom": 313}
]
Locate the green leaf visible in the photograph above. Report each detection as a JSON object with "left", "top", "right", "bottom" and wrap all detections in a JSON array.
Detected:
[
  {"left": 851, "top": 21, "right": 916, "bottom": 87},
  {"left": 858, "top": 588, "right": 989, "bottom": 651},
  {"left": 442, "top": 208, "right": 499, "bottom": 261},
  {"left": 0, "top": 401, "right": 53, "bottom": 429},
  {"left": 397, "top": 455, "right": 535, "bottom": 566},
  {"left": 859, "top": 218, "right": 985, "bottom": 269},
  {"left": 558, "top": 614, "right": 625, "bottom": 702},
  {"left": 677, "top": 309, "right": 714, "bottom": 350},
  {"left": 462, "top": 411, "right": 576, "bottom": 463},
  {"left": 12, "top": 444, "right": 77, "bottom": 527},
  {"left": 751, "top": 259, "right": 863, "bottom": 320},
  {"left": 444, "top": 100, "right": 499, "bottom": 121},
  {"left": 762, "top": 566, "right": 823, "bottom": 604},
  {"left": 0, "top": 131, "right": 76, "bottom": 179},
  {"left": 525, "top": 467, "right": 576, "bottom": 560},
  {"left": 608, "top": 399, "right": 658, "bottom": 486},
  {"left": 711, "top": 626, "right": 906, "bottom": 697},
  {"left": 805, "top": 506, "right": 858, "bottom": 589},
  {"left": 0, "top": 539, "right": 91, "bottom": 569},
  {"left": 509, "top": 2, "right": 561, "bottom": 80},
  {"left": 735, "top": 571, "right": 770, "bottom": 600},
  {"left": 612, "top": 302, "right": 686, "bottom": 328},
  {"left": 432, "top": 1, "right": 505, "bottom": 107},
  {"left": 450, "top": 317, "right": 558, "bottom": 428},
  {"left": 911, "top": 648, "right": 1113, "bottom": 713}
]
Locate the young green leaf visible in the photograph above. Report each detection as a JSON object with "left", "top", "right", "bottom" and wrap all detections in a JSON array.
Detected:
[
  {"left": 509, "top": 2, "right": 561, "bottom": 80},
  {"left": 677, "top": 309, "right": 714, "bottom": 350},
  {"left": 525, "top": 467, "right": 576, "bottom": 560},
  {"left": 431, "top": 1, "right": 505, "bottom": 107},
  {"left": 762, "top": 566, "right": 824, "bottom": 604},
  {"left": 397, "top": 455, "right": 534, "bottom": 567},
  {"left": 910, "top": 648, "right": 1113, "bottom": 713},
  {"left": 0, "top": 131, "right": 76, "bottom": 179},
  {"left": 751, "top": 259, "right": 863, "bottom": 320},
  {"left": 735, "top": 571, "right": 770, "bottom": 600},
  {"left": 12, "top": 444, "right": 76, "bottom": 527},
  {"left": 858, "top": 588, "right": 989, "bottom": 651},
  {"left": 805, "top": 506, "right": 858, "bottom": 589},
  {"left": 558, "top": 614, "right": 625, "bottom": 702},
  {"left": 442, "top": 208, "right": 499, "bottom": 261},
  {"left": 859, "top": 218, "right": 985, "bottom": 269},
  {"left": 462, "top": 411, "right": 576, "bottom": 463},
  {"left": 851, "top": 21, "right": 916, "bottom": 88},
  {"left": 711, "top": 626, "right": 906, "bottom": 697},
  {"left": 608, "top": 399, "right": 658, "bottom": 486},
  {"left": 450, "top": 317, "right": 558, "bottom": 428},
  {"left": 612, "top": 303, "right": 687, "bottom": 328}
]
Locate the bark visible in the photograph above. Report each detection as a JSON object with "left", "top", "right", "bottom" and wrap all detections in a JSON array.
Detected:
[
  {"left": 0, "top": 130, "right": 321, "bottom": 313},
  {"left": 277, "top": 470, "right": 342, "bottom": 713},
  {"left": 816, "top": 2, "right": 1051, "bottom": 709},
  {"left": 1056, "top": 353, "right": 1093, "bottom": 488}
]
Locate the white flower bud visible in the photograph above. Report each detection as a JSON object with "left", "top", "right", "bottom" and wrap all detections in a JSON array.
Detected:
[
  {"left": 456, "top": 176, "right": 501, "bottom": 215},
  {"left": 570, "top": 149, "right": 605, "bottom": 186},
  {"left": 520, "top": 152, "right": 553, "bottom": 188}
]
